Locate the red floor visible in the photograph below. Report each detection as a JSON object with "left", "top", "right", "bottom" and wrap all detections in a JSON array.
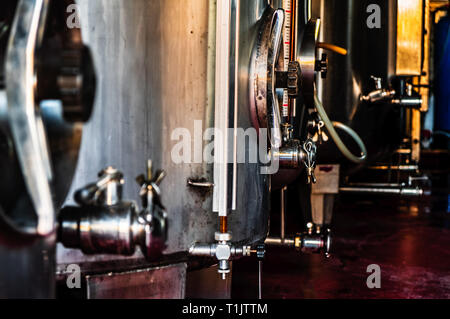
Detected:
[{"left": 232, "top": 194, "right": 450, "bottom": 299}]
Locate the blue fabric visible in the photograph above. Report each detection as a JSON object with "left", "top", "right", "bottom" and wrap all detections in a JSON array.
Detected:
[{"left": 435, "top": 15, "right": 450, "bottom": 132}]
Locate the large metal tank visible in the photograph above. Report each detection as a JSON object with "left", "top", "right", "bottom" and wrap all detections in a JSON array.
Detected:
[
  {"left": 57, "top": 0, "right": 271, "bottom": 270},
  {"left": 312, "top": 0, "right": 404, "bottom": 167}
]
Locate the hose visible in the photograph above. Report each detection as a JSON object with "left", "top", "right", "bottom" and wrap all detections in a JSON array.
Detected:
[
  {"left": 314, "top": 94, "right": 367, "bottom": 164},
  {"left": 434, "top": 130, "right": 450, "bottom": 139},
  {"left": 317, "top": 42, "right": 348, "bottom": 56}
]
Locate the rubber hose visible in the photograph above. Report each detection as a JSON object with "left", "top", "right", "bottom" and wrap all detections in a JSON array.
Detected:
[{"left": 314, "top": 94, "right": 367, "bottom": 164}]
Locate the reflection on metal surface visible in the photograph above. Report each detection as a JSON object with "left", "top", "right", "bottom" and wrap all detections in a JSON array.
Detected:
[{"left": 396, "top": 0, "right": 423, "bottom": 76}]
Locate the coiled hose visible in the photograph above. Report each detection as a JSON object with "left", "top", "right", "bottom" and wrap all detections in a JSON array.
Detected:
[{"left": 314, "top": 95, "right": 367, "bottom": 164}]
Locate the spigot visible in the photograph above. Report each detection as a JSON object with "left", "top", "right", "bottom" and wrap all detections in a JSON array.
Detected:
[
  {"left": 74, "top": 166, "right": 124, "bottom": 206},
  {"left": 266, "top": 223, "right": 331, "bottom": 257},
  {"left": 371, "top": 76, "right": 383, "bottom": 90},
  {"left": 295, "top": 223, "right": 331, "bottom": 256},
  {"left": 360, "top": 76, "right": 396, "bottom": 103},
  {"left": 59, "top": 161, "right": 168, "bottom": 260}
]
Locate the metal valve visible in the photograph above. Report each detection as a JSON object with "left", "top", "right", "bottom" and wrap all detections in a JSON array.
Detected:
[
  {"left": 360, "top": 75, "right": 396, "bottom": 103},
  {"left": 189, "top": 234, "right": 252, "bottom": 280},
  {"left": 74, "top": 166, "right": 124, "bottom": 207},
  {"left": 265, "top": 223, "right": 331, "bottom": 257},
  {"left": 59, "top": 161, "right": 168, "bottom": 260},
  {"left": 371, "top": 76, "right": 383, "bottom": 90}
]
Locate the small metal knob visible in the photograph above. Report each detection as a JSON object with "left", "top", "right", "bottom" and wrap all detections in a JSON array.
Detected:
[
  {"left": 370, "top": 76, "right": 383, "bottom": 90},
  {"left": 315, "top": 53, "right": 328, "bottom": 79}
]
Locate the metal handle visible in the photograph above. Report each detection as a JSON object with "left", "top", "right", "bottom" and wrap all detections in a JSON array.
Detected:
[
  {"left": 251, "top": 8, "right": 285, "bottom": 150},
  {"left": 267, "top": 9, "right": 284, "bottom": 149},
  {"left": 4, "top": 0, "right": 55, "bottom": 236}
]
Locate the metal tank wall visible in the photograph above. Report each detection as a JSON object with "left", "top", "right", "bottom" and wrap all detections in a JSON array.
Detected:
[{"left": 58, "top": 0, "right": 271, "bottom": 266}]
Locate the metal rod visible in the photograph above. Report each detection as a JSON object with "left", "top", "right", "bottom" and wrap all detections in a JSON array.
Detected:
[
  {"left": 258, "top": 260, "right": 262, "bottom": 300},
  {"left": 367, "top": 165, "right": 419, "bottom": 171},
  {"left": 280, "top": 186, "right": 287, "bottom": 240},
  {"left": 265, "top": 237, "right": 295, "bottom": 247},
  {"left": 339, "top": 187, "right": 425, "bottom": 196}
]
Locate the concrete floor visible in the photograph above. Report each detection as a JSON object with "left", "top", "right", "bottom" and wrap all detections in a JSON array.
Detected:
[{"left": 232, "top": 193, "right": 450, "bottom": 299}]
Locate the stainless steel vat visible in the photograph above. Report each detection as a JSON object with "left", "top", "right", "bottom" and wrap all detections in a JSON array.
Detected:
[
  {"left": 312, "top": 0, "right": 404, "bottom": 166},
  {"left": 58, "top": 0, "right": 273, "bottom": 267}
]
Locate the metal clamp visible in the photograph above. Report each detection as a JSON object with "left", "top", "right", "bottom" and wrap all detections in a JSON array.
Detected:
[{"left": 303, "top": 139, "right": 317, "bottom": 184}]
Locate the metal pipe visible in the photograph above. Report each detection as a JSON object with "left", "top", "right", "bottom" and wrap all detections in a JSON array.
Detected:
[
  {"left": 189, "top": 244, "right": 215, "bottom": 257},
  {"left": 258, "top": 260, "right": 262, "bottom": 300},
  {"left": 280, "top": 187, "right": 287, "bottom": 240},
  {"left": 265, "top": 237, "right": 295, "bottom": 247},
  {"left": 390, "top": 98, "right": 423, "bottom": 107},
  {"left": 367, "top": 165, "right": 419, "bottom": 171},
  {"left": 339, "top": 187, "right": 425, "bottom": 196}
]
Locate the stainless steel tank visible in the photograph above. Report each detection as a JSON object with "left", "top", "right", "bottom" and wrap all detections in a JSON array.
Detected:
[
  {"left": 312, "top": 0, "right": 404, "bottom": 166},
  {"left": 57, "top": 0, "right": 272, "bottom": 269}
]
